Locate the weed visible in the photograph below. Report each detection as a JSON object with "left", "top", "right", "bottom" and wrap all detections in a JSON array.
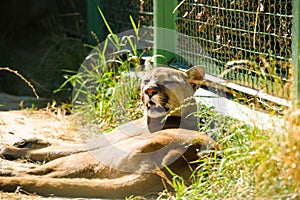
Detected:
[{"left": 57, "top": 10, "right": 146, "bottom": 132}]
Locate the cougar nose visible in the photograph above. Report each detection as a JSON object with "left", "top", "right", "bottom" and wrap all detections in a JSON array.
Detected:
[{"left": 144, "top": 87, "right": 158, "bottom": 98}]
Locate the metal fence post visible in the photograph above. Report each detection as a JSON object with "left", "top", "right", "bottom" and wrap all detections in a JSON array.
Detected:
[
  {"left": 153, "top": 0, "right": 177, "bottom": 65},
  {"left": 292, "top": 1, "right": 300, "bottom": 108}
]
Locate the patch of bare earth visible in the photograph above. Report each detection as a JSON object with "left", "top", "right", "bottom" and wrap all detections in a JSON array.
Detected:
[{"left": 0, "top": 109, "right": 84, "bottom": 199}]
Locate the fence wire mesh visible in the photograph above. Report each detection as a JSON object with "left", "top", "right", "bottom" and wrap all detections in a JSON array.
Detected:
[
  {"left": 176, "top": 0, "right": 292, "bottom": 99},
  {"left": 98, "top": 0, "right": 293, "bottom": 101}
]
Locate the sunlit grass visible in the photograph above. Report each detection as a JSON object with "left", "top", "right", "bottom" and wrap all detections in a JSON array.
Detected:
[{"left": 165, "top": 105, "right": 300, "bottom": 200}]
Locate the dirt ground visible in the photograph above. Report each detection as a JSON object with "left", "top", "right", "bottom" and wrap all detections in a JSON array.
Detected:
[{"left": 0, "top": 109, "right": 87, "bottom": 199}]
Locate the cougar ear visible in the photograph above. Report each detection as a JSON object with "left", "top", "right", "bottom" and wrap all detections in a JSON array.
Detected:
[
  {"left": 145, "top": 60, "right": 154, "bottom": 72},
  {"left": 186, "top": 66, "right": 205, "bottom": 89},
  {"left": 142, "top": 56, "right": 154, "bottom": 72}
]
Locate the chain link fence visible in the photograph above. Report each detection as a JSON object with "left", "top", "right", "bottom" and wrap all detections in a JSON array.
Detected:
[
  {"left": 92, "top": 0, "right": 293, "bottom": 104},
  {"left": 176, "top": 0, "right": 292, "bottom": 101}
]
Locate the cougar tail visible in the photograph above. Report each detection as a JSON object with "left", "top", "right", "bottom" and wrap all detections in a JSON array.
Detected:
[{"left": 0, "top": 173, "right": 164, "bottom": 198}]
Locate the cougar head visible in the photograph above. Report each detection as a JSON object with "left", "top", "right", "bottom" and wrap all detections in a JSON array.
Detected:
[{"left": 141, "top": 63, "right": 205, "bottom": 131}]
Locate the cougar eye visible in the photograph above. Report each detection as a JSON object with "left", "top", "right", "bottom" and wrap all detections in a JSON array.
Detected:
[
  {"left": 163, "top": 81, "right": 176, "bottom": 85},
  {"left": 143, "top": 80, "right": 150, "bottom": 84}
]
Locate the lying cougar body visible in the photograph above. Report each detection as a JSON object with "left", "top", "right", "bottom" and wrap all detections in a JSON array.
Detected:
[{"left": 0, "top": 64, "right": 217, "bottom": 198}]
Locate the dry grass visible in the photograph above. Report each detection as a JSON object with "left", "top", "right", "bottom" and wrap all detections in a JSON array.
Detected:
[{"left": 0, "top": 67, "right": 39, "bottom": 99}]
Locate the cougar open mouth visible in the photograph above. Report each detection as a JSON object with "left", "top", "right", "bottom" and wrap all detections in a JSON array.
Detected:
[
  {"left": 147, "top": 100, "right": 156, "bottom": 109},
  {"left": 146, "top": 100, "right": 169, "bottom": 117}
]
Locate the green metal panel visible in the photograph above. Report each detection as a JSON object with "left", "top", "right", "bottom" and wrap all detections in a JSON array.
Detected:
[
  {"left": 154, "top": 0, "right": 177, "bottom": 65},
  {"left": 292, "top": 0, "right": 300, "bottom": 108},
  {"left": 87, "top": 0, "right": 106, "bottom": 43},
  {"left": 88, "top": 0, "right": 153, "bottom": 40}
]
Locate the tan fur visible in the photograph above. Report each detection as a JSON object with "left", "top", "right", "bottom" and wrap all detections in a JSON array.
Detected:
[{"left": 0, "top": 65, "right": 217, "bottom": 198}]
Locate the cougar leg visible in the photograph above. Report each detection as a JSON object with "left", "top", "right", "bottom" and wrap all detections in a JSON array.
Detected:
[
  {"left": 0, "top": 137, "right": 89, "bottom": 162},
  {"left": 0, "top": 158, "right": 36, "bottom": 176},
  {"left": 0, "top": 173, "right": 164, "bottom": 198}
]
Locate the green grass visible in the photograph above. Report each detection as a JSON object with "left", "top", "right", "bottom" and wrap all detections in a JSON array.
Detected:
[
  {"left": 161, "top": 105, "right": 300, "bottom": 199},
  {"left": 56, "top": 11, "right": 145, "bottom": 131},
  {"left": 121, "top": 103, "right": 299, "bottom": 200}
]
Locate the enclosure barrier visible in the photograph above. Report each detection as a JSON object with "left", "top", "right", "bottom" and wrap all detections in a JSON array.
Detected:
[
  {"left": 292, "top": 0, "right": 300, "bottom": 108},
  {"left": 87, "top": 0, "right": 299, "bottom": 108}
]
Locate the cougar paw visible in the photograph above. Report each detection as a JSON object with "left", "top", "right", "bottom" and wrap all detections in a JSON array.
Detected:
[
  {"left": 0, "top": 138, "right": 52, "bottom": 160},
  {"left": 13, "top": 138, "right": 51, "bottom": 149},
  {"left": 0, "top": 145, "right": 21, "bottom": 160}
]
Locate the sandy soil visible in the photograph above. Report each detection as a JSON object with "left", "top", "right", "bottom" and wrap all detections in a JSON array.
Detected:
[
  {"left": 0, "top": 109, "right": 81, "bottom": 145},
  {"left": 0, "top": 109, "right": 86, "bottom": 199}
]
